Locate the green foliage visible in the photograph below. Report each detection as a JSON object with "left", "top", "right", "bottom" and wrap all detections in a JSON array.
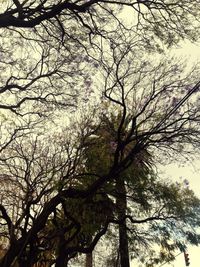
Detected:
[
  {"left": 84, "top": 135, "right": 112, "bottom": 177},
  {"left": 83, "top": 113, "right": 200, "bottom": 266}
]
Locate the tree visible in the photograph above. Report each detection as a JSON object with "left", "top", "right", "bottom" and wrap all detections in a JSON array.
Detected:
[
  {"left": 0, "top": 0, "right": 200, "bottom": 45},
  {"left": 1, "top": 1, "right": 200, "bottom": 267},
  {"left": 82, "top": 112, "right": 153, "bottom": 267},
  {"left": 81, "top": 107, "right": 200, "bottom": 267},
  {"left": 0, "top": 133, "right": 76, "bottom": 267},
  {"left": 1, "top": 0, "right": 200, "bottom": 69},
  {"left": 95, "top": 42, "right": 200, "bottom": 266},
  {"left": 1, "top": 42, "right": 200, "bottom": 266}
]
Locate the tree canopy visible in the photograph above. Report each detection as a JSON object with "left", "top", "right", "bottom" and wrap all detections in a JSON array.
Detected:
[{"left": 0, "top": 1, "right": 200, "bottom": 267}]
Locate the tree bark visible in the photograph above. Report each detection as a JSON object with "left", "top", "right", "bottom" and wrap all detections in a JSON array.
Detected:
[
  {"left": 116, "top": 177, "right": 130, "bottom": 267},
  {"left": 85, "top": 252, "right": 93, "bottom": 267},
  {"left": 55, "top": 235, "right": 68, "bottom": 267}
]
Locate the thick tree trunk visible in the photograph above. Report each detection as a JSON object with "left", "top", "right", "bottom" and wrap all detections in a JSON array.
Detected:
[
  {"left": 85, "top": 252, "right": 93, "bottom": 267},
  {"left": 116, "top": 177, "right": 130, "bottom": 267},
  {"left": 55, "top": 236, "right": 68, "bottom": 267},
  {"left": 55, "top": 250, "right": 68, "bottom": 267}
]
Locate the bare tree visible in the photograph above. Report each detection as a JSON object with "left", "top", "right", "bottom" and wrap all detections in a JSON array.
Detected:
[
  {"left": 0, "top": 0, "right": 200, "bottom": 57},
  {"left": 0, "top": 31, "right": 91, "bottom": 161},
  {"left": 0, "top": 1, "right": 200, "bottom": 266},
  {"left": 0, "top": 131, "right": 82, "bottom": 266}
]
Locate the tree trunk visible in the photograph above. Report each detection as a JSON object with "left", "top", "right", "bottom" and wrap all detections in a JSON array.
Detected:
[
  {"left": 55, "top": 250, "right": 68, "bottom": 267},
  {"left": 85, "top": 252, "right": 93, "bottom": 267},
  {"left": 55, "top": 236, "right": 68, "bottom": 267},
  {"left": 116, "top": 177, "right": 130, "bottom": 267}
]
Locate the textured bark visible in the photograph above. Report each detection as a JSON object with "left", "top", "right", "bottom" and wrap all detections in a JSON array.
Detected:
[
  {"left": 0, "top": 0, "right": 98, "bottom": 28},
  {"left": 55, "top": 254, "right": 68, "bottom": 267},
  {"left": 116, "top": 177, "right": 130, "bottom": 267},
  {"left": 85, "top": 252, "right": 93, "bottom": 267},
  {"left": 55, "top": 235, "right": 68, "bottom": 267}
]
